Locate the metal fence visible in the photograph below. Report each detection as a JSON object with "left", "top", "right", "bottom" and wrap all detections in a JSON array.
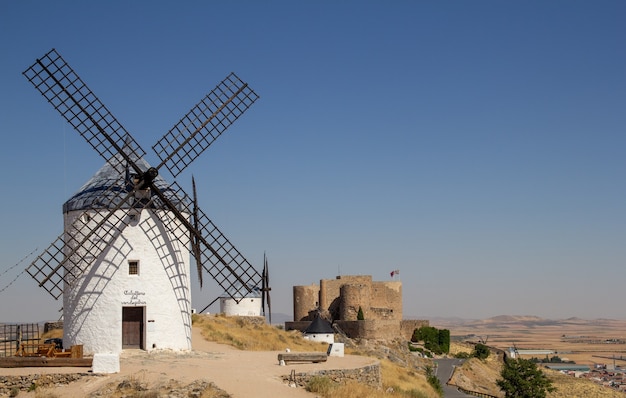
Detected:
[{"left": 0, "top": 324, "right": 40, "bottom": 357}]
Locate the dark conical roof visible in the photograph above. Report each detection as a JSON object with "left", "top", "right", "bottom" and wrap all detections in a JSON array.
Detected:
[
  {"left": 63, "top": 152, "right": 188, "bottom": 213},
  {"left": 304, "top": 316, "right": 334, "bottom": 334}
]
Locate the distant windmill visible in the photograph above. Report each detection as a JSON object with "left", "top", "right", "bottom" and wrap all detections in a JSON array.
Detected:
[{"left": 22, "top": 48, "right": 268, "bottom": 354}]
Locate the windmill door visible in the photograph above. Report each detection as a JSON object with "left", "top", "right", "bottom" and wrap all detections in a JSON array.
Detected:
[{"left": 122, "top": 307, "right": 144, "bottom": 349}]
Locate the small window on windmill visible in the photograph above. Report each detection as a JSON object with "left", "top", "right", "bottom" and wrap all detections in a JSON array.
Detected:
[
  {"left": 128, "top": 260, "right": 139, "bottom": 276},
  {"left": 128, "top": 209, "right": 140, "bottom": 224}
]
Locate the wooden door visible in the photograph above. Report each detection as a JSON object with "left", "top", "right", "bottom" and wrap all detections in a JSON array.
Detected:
[{"left": 122, "top": 307, "right": 144, "bottom": 349}]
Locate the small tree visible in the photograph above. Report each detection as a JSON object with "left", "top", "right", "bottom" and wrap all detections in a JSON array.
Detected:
[
  {"left": 424, "top": 365, "right": 443, "bottom": 396},
  {"left": 473, "top": 343, "right": 490, "bottom": 360},
  {"left": 497, "top": 358, "right": 556, "bottom": 398},
  {"left": 357, "top": 306, "right": 365, "bottom": 320}
]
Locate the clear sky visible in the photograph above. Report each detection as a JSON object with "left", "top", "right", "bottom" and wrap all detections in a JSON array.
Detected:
[{"left": 0, "top": 1, "right": 624, "bottom": 323}]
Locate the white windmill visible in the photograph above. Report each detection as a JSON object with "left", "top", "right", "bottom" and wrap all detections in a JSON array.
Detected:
[{"left": 22, "top": 49, "right": 270, "bottom": 356}]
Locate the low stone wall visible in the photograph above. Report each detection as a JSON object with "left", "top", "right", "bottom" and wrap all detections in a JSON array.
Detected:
[
  {"left": 400, "top": 319, "right": 430, "bottom": 340},
  {"left": 44, "top": 321, "right": 64, "bottom": 333},
  {"left": 282, "top": 361, "right": 381, "bottom": 390},
  {"left": 0, "top": 373, "right": 97, "bottom": 396},
  {"left": 286, "top": 319, "right": 430, "bottom": 341}
]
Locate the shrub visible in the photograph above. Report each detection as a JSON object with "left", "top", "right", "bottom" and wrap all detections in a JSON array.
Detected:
[
  {"left": 473, "top": 343, "right": 490, "bottom": 360},
  {"left": 306, "top": 376, "right": 336, "bottom": 395},
  {"left": 411, "top": 326, "right": 450, "bottom": 355},
  {"left": 424, "top": 365, "right": 443, "bottom": 396}
]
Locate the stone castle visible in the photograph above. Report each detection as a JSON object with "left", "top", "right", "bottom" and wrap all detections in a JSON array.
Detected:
[{"left": 285, "top": 275, "right": 427, "bottom": 340}]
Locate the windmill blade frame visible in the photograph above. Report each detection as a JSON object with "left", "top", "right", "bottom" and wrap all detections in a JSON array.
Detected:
[
  {"left": 152, "top": 72, "right": 259, "bottom": 178},
  {"left": 22, "top": 48, "right": 145, "bottom": 175},
  {"left": 22, "top": 48, "right": 263, "bottom": 302}
]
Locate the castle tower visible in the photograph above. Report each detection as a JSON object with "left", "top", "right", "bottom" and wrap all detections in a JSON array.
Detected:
[
  {"left": 293, "top": 284, "right": 319, "bottom": 321},
  {"left": 62, "top": 154, "right": 192, "bottom": 355},
  {"left": 340, "top": 283, "right": 371, "bottom": 321}
]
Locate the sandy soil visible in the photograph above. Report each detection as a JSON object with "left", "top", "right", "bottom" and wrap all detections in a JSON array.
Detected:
[{"left": 2, "top": 327, "right": 376, "bottom": 397}]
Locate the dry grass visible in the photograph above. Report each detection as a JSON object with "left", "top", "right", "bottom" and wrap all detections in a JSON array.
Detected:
[
  {"left": 380, "top": 359, "right": 439, "bottom": 398},
  {"left": 192, "top": 313, "right": 328, "bottom": 351}
]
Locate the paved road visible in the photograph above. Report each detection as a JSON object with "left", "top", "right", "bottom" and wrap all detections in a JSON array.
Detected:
[{"left": 433, "top": 358, "right": 474, "bottom": 397}]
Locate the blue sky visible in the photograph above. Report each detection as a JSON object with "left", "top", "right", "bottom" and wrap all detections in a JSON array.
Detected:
[{"left": 0, "top": 1, "right": 624, "bottom": 322}]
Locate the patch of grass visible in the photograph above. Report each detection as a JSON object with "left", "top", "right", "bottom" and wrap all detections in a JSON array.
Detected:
[{"left": 306, "top": 375, "right": 337, "bottom": 395}]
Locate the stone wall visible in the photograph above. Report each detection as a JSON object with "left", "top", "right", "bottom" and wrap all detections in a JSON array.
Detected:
[
  {"left": 282, "top": 362, "right": 381, "bottom": 390},
  {"left": 400, "top": 320, "right": 430, "bottom": 340},
  {"left": 286, "top": 319, "right": 430, "bottom": 341},
  {"left": 369, "top": 281, "right": 402, "bottom": 320},
  {"left": 0, "top": 373, "right": 97, "bottom": 395},
  {"left": 44, "top": 321, "right": 64, "bottom": 333},
  {"left": 336, "top": 320, "right": 399, "bottom": 340}
]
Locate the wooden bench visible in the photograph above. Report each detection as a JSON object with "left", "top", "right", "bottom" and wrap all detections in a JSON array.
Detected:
[{"left": 278, "top": 352, "right": 328, "bottom": 364}]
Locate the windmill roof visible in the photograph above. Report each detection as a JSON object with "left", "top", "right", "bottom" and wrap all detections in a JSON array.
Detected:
[
  {"left": 304, "top": 317, "right": 334, "bottom": 334},
  {"left": 63, "top": 152, "right": 188, "bottom": 213}
]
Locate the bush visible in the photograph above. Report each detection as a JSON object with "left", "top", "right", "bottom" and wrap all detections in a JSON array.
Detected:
[
  {"left": 473, "top": 343, "right": 490, "bottom": 360},
  {"left": 411, "top": 326, "right": 450, "bottom": 355}
]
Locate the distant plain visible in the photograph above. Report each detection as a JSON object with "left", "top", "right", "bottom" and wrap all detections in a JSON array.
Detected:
[{"left": 430, "top": 316, "right": 626, "bottom": 367}]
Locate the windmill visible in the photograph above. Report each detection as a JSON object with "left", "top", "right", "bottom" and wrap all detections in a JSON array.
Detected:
[
  {"left": 261, "top": 252, "right": 272, "bottom": 324},
  {"left": 22, "top": 48, "right": 265, "bottom": 354}
]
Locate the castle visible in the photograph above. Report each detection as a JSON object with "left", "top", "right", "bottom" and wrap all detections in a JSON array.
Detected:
[{"left": 285, "top": 275, "right": 427, "bottom": 340}]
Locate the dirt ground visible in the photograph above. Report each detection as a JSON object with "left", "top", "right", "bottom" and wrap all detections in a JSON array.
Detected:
[{"left": 2, "top": 327, "right": 376, "bottom": 397}]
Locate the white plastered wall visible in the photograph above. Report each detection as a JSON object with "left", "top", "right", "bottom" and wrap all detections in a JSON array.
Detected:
[
  {"left": 62, "top": 208, "right": 192, "bottom": 355},
  {"left": 220, "top": 297, "right": 261, "bottom": 316}
]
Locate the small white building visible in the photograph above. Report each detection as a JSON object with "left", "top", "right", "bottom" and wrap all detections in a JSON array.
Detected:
[
  {"left": 219, "top": 286, "right": 262, "bottom": 317},
  {"left": 62, "top": 153, "right": 192, "bottom": 355},
  {"left": 303, "top": 317, "right": 335, "bottom": 344}
]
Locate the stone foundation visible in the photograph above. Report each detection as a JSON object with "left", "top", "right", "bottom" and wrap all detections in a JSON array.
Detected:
[
  {"left": 0, "top": 373, "right": 98, "bottom": 395},
  {"left": 286, "top": 319, "right": 429, "bottom": 341}
]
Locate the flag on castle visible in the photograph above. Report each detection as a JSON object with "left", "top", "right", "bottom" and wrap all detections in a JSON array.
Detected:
[{"left": 390, "top": 269, "right": 400, "bottom": 278}]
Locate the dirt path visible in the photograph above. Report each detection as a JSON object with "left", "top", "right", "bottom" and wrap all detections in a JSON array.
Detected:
[{"left": 3, "top": 327, "right": 376, "bottom": 397}]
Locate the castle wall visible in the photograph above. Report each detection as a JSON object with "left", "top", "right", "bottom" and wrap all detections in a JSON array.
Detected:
[
  {"left": 400, "top": 320, "right": 430, "bottom": 340},
  {"left": 336, "top": 319, "right": 430, "bottom": 340},
  {"left": 320, "top": 275, "right": 372, "bottom": 320},
  {"left": 336, "top": 320, "right": 400, "bottom": 340},
  {"left": 370, "top": 281, "right": 402, "bottom": 320}
]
